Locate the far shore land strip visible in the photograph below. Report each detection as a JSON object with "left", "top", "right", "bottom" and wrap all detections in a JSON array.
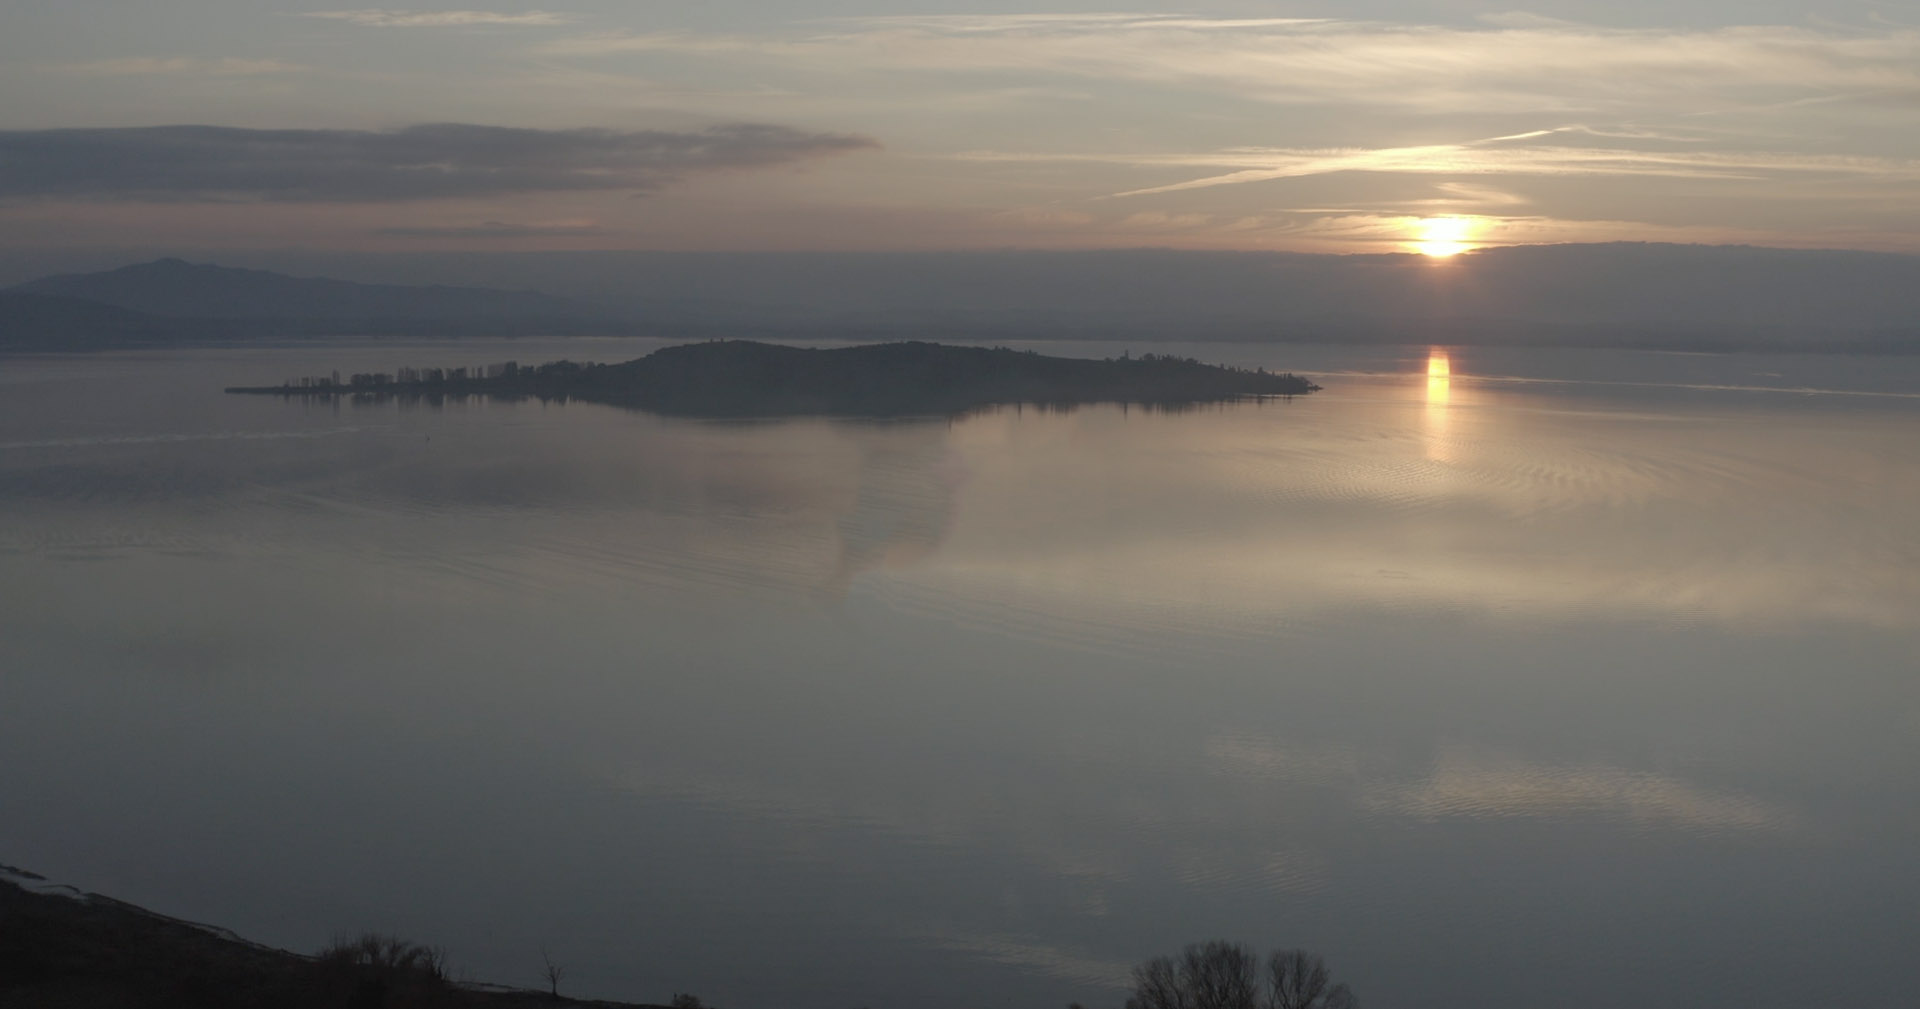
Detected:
[{"left": 226, "top": 339, "right": 1321, "bottom": 417}]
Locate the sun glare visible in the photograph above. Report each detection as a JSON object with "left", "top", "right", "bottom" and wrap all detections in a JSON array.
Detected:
[{"left": 1412, "top": 217, "right": 1474, "bottom": 258}]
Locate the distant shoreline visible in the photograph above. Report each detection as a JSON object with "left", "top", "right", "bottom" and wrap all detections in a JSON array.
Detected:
[{"left": 11, "top": 247, "right": 1920, "bottom": 355}]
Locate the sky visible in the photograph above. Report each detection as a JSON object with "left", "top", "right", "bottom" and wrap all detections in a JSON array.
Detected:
[{"left": 3, "top": 1, "right": 1918, "bottom": 257}]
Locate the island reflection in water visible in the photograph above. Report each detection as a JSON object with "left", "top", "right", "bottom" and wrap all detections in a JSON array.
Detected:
[{"left": 1, "top": 340, "right": 1917, "bottom": 1009}]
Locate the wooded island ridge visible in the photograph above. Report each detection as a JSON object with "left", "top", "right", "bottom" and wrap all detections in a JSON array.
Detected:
[{"left": 226, "top": 340, "right": 1319, "bottom": 417}]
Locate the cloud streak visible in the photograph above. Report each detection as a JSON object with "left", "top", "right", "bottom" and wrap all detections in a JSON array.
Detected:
[
  {"left": 1361, "top": 749, "right": 1793, "bottom": 833},
  {"left": 303, "top": 9, "right": 576, "bottom": 27},
  {"left": 943, "top": 127, "right": 1920, "bottom": 197},
  {"left": 374, "top": 219, "right": 604, "bottom": 238},
  {"left": 541, "top": 17, "right": 1920, "bottom": 115},
  {"left": 0, "top": 123, "right": 878, "bottom": 202},
  {"left": 1109, "top": 145, "right": 1920, "bottom": 196},
  {"left": 59, "top": 57, "right": 304, "bottom": 77}
]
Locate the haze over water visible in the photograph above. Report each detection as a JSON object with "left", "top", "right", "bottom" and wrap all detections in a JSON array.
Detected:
[{"left": 4, "top": 340, "right": 1918, "bottom": 1008}]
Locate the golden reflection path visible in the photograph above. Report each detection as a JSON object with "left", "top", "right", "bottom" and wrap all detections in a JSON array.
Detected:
[{"left": 1425, "top": 348, "right": 1452, "bottom": 462}]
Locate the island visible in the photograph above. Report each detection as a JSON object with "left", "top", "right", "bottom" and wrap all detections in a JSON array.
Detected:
[{"left": 225, "top": 339, "right": 1320, "bottom": 416}]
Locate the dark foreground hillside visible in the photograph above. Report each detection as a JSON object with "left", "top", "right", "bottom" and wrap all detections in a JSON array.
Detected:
[
  {"left": 230, "top": 339, "right": 1319, "bottom": 417},
  {"left": 0, "top": 871, "right": 670, "bottom": 1009}
]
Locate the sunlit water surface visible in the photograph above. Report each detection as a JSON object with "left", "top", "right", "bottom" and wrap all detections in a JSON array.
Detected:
[{"left": 3, "top": 340, "right": 1918, "bottom": 1008}]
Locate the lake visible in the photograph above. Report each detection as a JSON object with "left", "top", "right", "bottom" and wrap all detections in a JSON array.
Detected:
[{"left": 3, "top": 339, "right": 1917, "bottom": 1008}]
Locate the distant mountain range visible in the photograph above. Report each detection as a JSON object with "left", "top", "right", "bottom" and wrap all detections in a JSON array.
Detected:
[
  {"left": 7, "top": 244, "right": 1920, "bottom": 352},
  {"left": 2, "top": 258, "right": 622, "bottom": 349},
  {"left": 455, "top": 243, "right": 1912, "bottom": 352},
  {"left": 20, "top": 257, "right": 586, "bottom": 322},
  {"left": 0, "top": 291, "right": 202, "bottom": 350}
]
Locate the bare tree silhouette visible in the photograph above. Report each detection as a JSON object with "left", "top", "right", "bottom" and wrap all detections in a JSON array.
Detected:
[
  {"left": 539, "top": 948, "right": 565, "bottom": 1000},
  {"left": 1126, "top": 942, "right": 1355, "bottom": 1009},
  {"left": 1268, "top": 949, "right": 1356, "bottom": 1009}
]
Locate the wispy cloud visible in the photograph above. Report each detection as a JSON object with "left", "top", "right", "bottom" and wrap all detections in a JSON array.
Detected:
[
  {"left": 539, "top": 17, "right": 1920, "bottom": 115},
  {"left": 0, "top": 123, "right": 878, "bottom": 202},
  {"left": 1362, "top": 748, "right": 1793, "bottom": 833},
  {"left": 944, "top": 127, "right": 1920, "bottom": 198},
  {"left": 925, "top": 930, "right": 1132, "bottom": 990},
  {"left": 1111, "top": 145, "right": 1920, "bottom": 197},
  {"left": 59, "top": 57, "right": 304, "bottom": 76},
  {"left": 810, "top": 14, "right": 1334, "bottom": 33},
  {"left": 304, "top": 9, "right": 576, "bottom": 28},
  {"left": 374, "top": 219, "right": 604, "bottom": 238}
]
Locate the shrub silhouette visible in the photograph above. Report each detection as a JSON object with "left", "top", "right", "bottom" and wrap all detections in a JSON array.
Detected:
[
  {"left": 1126, "top": 941, "right": 1355, "bottom": 1009},
  {"left": 312, "top": 933, "right": 451, "bottom": 1008}
]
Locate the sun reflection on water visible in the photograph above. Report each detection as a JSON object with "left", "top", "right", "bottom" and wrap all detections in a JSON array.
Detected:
[{"left": 1425, "top": 348, "right": 1452, "bottom": 461}]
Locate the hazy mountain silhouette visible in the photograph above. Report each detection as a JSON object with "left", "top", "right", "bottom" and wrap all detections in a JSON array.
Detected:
[
  {"left": 0, "top": 292, "right": 204, "bottom": 350},
  {"left": 19, "top": 257, "right": 584, "bottom": 321},
  {"left": 187, "top": 242, "right": 1918, "bottom": 351},
  {"left": 10, "top": 244, "right": 1920, "bottom": 352},
  {"left": 6, "top": 259, "right": 618, "bottom": 344}
]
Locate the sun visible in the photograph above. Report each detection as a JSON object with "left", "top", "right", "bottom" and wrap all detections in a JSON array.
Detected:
[{"left": 1412, "top": 217, "right": 1475, "bottom": 258}]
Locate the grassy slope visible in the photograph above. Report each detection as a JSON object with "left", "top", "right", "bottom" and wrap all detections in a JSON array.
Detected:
[{"left": 0, "top": 872, "right": 669, "bottom": 1009}]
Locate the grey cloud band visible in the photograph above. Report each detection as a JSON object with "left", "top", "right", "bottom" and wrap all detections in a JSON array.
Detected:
[{"left": 0, "top": 123, "right": 878, "bottom": 202}]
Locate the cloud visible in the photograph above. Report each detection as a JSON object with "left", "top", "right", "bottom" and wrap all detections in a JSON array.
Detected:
[
  {"left": 0, "top": 123, "right": 879, "bottom": 203},
  {"left": 1361, "top": 748, "right": 1793, "bottom": 834},
  {"left": 1107, "top": 144, "right": 1920, "bottom": 197},
  {"left": 374, "top": 219, "right": 604, "bottom": 238},
  {"left": 303, "top": 9, "right": 575, "bottom": 27},
  {"left": 812, "top": 14, "right": 1333, "bottom": 34},
  {"left": 59, "top": 57, "right": 303, "bottom": 76},
  {"left": 1419, "top": 182, "right": 1532, "bottom": 208},
  {"left": 925, "top": 931, "right": 1132, "bottom": 990},
  {"left": 945, "top": 127, "right": 1920, "bottom": 198},
  {"left": 540, "top": 17, "right": 1920, "bottom": 115}
]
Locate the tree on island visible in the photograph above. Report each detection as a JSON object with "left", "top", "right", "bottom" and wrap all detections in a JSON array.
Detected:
[{"left": 1126, "top": 942, "right": 1356, "bottom": 1009}]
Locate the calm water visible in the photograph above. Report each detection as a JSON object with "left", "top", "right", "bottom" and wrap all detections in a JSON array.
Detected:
[{"left": 3, "top": 339, "right": 1919, "bottom": 1008}]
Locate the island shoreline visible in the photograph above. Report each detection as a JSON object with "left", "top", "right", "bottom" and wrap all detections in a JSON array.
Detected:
[{"left": 225, "top": 339, "right": 1321, "bottom": 418}]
